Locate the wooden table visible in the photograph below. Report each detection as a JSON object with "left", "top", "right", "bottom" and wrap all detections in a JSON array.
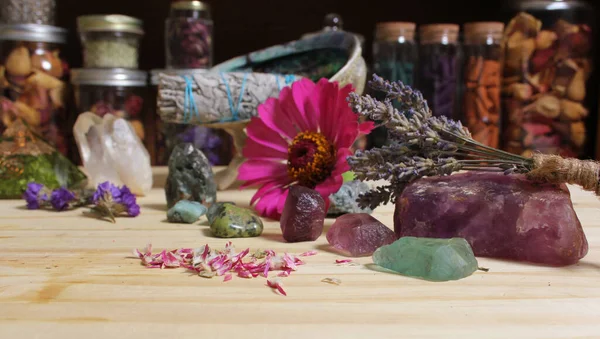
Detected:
[{"left": 1, "top": 168, "right": 600, "bottom": 339}]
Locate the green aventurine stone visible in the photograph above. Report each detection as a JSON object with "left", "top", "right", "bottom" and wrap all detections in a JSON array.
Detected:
[
  {"left": 372, "top": 237, "right": 479, "bottom": 282},
  {"left": 210, "top": 204, "right": 263, "bottom": 238},
  {"left": 167, "top": 200, "right": 207, "bottom": 224}
]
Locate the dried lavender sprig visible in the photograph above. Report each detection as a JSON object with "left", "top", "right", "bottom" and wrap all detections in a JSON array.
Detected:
[{"left": 347, "top": 74, "right": 536, "bottom": 209}]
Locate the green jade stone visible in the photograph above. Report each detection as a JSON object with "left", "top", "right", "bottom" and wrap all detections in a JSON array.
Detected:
[
  {"left": 167, "top": 200, "right": 207, "bottom": 224},
  {"left": 372, "top": 237, "right": 480, "bottom": 282},
  {"left": 210, "top": 204, "right": 263, "bottom": 238},
  {"left": 206, "top": 201, "right": 236, "bottom": 225}
]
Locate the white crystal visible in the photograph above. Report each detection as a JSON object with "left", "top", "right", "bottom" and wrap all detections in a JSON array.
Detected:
[{"left": 73, "top": 112, "right": 153, "bottom": 196}]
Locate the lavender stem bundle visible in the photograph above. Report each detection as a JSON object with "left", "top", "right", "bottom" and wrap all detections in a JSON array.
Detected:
[{"left": 347, "top": 74, "right": 600, "bottom": 210}]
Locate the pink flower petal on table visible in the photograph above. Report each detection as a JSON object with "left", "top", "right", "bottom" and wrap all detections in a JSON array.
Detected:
[
  {"left": 223, "top": 274, "right": 232, "bottom": 282},
  {"left": 266, "top": 279, "right": 287, "bottom": 296},
  {"left": 263, "top": 257, "right": 271, "bottom": 278},
  {"left": 277, "top": 270, "right": 291, "bottom": 277},
  {"left": 299, "top": 250, "right": 318, "bottom": 257},
  {"left": 336, "top": 259, "right": 353, "bottom": 264},
  {"left": 282, "top": 253, "right": 298, "bottom": 271},
  {"left": 238, "top": 270, "right": 252, "bottom": 279}
]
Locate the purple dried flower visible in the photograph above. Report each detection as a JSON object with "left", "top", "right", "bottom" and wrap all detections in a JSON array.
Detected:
[
  {"left": 93, "top": 181, "right": 122, "bottom": 204},
  {"left": 23, "top": 182, "right": 49, "bottom": 210},
  {"left": 119, "top": 186, "right": 140, "bottom": 217},
  {"left": 50, "top": 187, "right": 76, "bottom": 211}
]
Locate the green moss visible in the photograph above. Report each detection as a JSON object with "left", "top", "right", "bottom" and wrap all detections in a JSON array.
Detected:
[{"left": 0, "top": 153, "right": 87, "bottom": 199}]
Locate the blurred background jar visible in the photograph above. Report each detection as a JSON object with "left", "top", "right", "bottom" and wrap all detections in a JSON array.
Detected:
[
  {"left": 70, "top": 68, "right": 148, "bottom": 161},
  {"left": 149, "top": 69, "right": 234, "bottom": 166},
  {"left": 0, "top": 23, "right": 69, "bottom": 155},
  {"left": 165, "top": 1, "right": 213, "bottom": 69},
  {"left": 0, "top": 0, "right": 56, "bottom": 25},
  {"left": 77, "top": 15, "right": 144, "bottom": 69},
  {"left": 501, "top": 0, "right": 596, "bottom": 158},
  {"left": 416, "top": 23, "right": 461, "bottom": 119},
  {"left": 368, "top": 21, "right": 418, "bottom": 148},
  {"left": 461, "top": 22, "right": 504, "bottom": 148}
]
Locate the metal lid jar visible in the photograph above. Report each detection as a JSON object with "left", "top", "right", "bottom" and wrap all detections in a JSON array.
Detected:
[
  {"left": 77, "top": 15, "right": 145, "bottom": 69},
  {"left": 165, "top": 1, "right": 213, "bottom": 69},
  {"left": 70, "top": 68, "right": 148, "bottom": 147},
  {"left": 0, "top": 0, "right": 56, "bottom": 25},
  {"left": 0, "top": 23, "right": 69, "bottom": 154}
]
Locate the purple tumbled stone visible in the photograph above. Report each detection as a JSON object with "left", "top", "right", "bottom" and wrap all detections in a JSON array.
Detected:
[
  {"left": 394, "top": 172, "right": 588, "bottom": 266},
  {"left": 280, "top": 186, "right": 326, "bottom": 242},
  {"left": 327, "top": 213, "right": 397, "bottom": 257}
]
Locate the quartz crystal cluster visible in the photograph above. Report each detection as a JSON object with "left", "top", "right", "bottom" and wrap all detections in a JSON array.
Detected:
[
  {"left": 394, "top": 172, "right": 588, "bottom": 266},
  {"left": 73, "top": 112, "right": 152, "bottom": 196}
]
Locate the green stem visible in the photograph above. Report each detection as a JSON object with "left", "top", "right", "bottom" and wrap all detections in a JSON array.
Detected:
[{"left": 461, "top": 167, "right": 506, "bottom": 172}]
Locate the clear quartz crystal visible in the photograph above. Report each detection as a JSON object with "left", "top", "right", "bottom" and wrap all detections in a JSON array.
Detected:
[{"left": 74, "top": 112, "right": 153, "bottom": 196}]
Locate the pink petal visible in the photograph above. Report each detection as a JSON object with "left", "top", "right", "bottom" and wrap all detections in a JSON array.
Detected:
[
  {"left": 299, "top": 250, "right": 318, "bottom": 257},
  {"left": 291, "top": 79, "right": 317, "bottom": 130},
  {"left": 246, "top": 117, "right": 289, "bottom": 153},
  {"left": 223, "top": 273, "right": 233, "bottom": 282},
  {"left": 336, "top": 259, "right": 353, "bottom": 264},
  {"left": 266, "top": 279, "right": 287, "bottom": 296},
  {"left": 314, "top": 173, "right": 344, "bottom": 199},
  {"left": 243, "top": 137, "right": 288, "bottom": 160},
  {"left": 250, "top": 181, "right": 285, "bottom": 206},
  {"left": 316, "top": 79, "right": 340, "bottom": 141},
  {"left": 279, "top": 85, "right": 309, "bottom": 132},
  {"left": 275, "top": 188, "right": 289, "bottom": 218},
  {"left": 359, "top": 121, "right": 376, "bottom": 135},
  {"left": 334, "top": 122, "right": 360, "bottom": 149},
  {"left": 254, "top": 186, "right": 288, "bottom": 220},
  {"left": 237, "top": 161, "right": 288, "bottom": 183},
  {"left": 258, "top": 97, "right": 297, "bottom": 139}
]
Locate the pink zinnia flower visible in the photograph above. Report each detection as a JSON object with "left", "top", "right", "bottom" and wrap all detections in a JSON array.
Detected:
[{"left": 238, "top": 78, "right": 374, "bottom": 220}]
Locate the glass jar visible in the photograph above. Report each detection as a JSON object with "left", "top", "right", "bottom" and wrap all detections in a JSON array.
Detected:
[
  {"left": 77, "top": 15, "right": 144, "bottom": 69},
  {"left": 150, "top": 68, "right": 234, "bottom": 166},
  {"left": 502, "top": 0, "right": 596, "bottom": 158},
  {"left": 373, "top": 22, "right": 418, "bottom": 87},
  {"left": 416, "top": 24, "right": 461, "bottom": 119},
  {"left": 0, "top": 23, "right": 69, "bottom": 155},
  {"left": 165, "top": 1, "right": 213, "bottom": 69},
  {"left": 70, "top": 68, "right": 148, "bottom": 160},
  {"left": 0, "top": 0, "right": 56, "bottom": 25},
  {"left": 461, "top": 22, "right": 504, "bottom": 148}
]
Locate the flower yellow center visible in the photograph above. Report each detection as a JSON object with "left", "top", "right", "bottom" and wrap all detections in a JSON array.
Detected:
[{"left": 287, "top": 131, "right": 336, "bottom": 188}]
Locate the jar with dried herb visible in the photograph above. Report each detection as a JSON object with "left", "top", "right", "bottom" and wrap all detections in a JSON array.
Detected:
[
  {"left": 77, "top": 15, "right": 144, "bottom": 69},
  {"left": 0, "top": 0, "right": 56, "bottom": 25},
  {"left": 461, "top": 22, "right": 504, "bottom": 148},
  {"left": 165, "top": 1, "right": 213, "bottom": 69},
  {"left": 70, "top": 68, "right": 148, "bottom": 161},
  {"left": 373, "top": 22, "right": 418, "bottom": 87},
  {"left": 149, "top": 68, "right": 233, "bottom": 166},
  {"left": 0, "top": 23, "right": 69, "bottom": 155},
  {"left": 416, "top": 24, "right": 461, "bottom": 119},
  {"left": 502, "top": 0, "right": 596, "bottom": 158}
]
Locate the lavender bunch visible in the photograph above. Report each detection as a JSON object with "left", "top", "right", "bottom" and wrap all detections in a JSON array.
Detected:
[
  {"left": 24, "top": 183, "right": 91, "bottom": 211},
  {"left": 347, "top": 75, "right": 534, "bottom": 209}
]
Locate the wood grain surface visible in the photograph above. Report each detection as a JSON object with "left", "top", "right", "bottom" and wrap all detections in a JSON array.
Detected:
[{"left": 1, "top": 168, "right": 600, "bottom": 339}]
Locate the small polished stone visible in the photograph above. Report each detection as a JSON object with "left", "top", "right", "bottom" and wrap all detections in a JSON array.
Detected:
[
  {"left": 326, "top": 213, "right": 396, "bottom": 257},
  {"left": 167, "top": 200, "right": 207, "bottom": 224},
  {"left": 210, "top": 204, "right": 263, "bottom": 238},
  {"left": 206, "top": 202, "right": 236, "bottom": 225},
  {"left": 395, "top": 172, "right": 588, "bottom": 266},
  {"left": 165, "top": 143, "right": 217, "bottom": 209},
  {"left": 373, "top": 237, "right": 480, "bottom": 282},
  {"left": 280, "top": 186, "right": 326, "bottom": 242}
]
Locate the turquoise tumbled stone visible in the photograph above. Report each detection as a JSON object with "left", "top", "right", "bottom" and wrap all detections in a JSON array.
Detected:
[
  {"left": 372, "top": 237, "right": 479, "bottom": 282},
  {"left": 167, "top": 200, "right": 208, "bottom": 224}
]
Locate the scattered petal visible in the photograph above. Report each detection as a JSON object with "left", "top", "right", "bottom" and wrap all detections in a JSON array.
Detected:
[
  {"left": 266, "top": 279, "right": 287, "bottom": 296},
  {"left": 321, "top": 278, "right": 342, "bottom": 285},
  {"left": 223, "top": 274, "right": 233, "bottom": 282},
  {"left": 299, "top": 250, "right": 318, "bottom": 257},
  {"left": 336, "top": 259, "right": 353, "bottom": 264}
]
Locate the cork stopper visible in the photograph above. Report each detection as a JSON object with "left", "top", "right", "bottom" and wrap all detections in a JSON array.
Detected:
[
  {"left": 419, "top": 23, "right": 459, "bottom": 45},
  {"left": 464, "top": 22, "right": 504, "bottom": 44},
  {"left": 375, "top": 22, "right": 416, "bottom": 42}
]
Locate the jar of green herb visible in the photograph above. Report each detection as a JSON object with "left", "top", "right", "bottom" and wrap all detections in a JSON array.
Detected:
[{"left": 77, "top": 14, "right": 144, "bottom": 69}]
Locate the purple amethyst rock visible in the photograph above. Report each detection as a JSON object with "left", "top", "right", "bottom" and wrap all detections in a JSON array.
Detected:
[
  {"left": 280, "top": 186, "right": 326, "bottom": 242},
  {"left": 327, "top": 213, "right": 397, "bottom": 257},
  {"left": 394, "top": 172, "right": 588, "bottom": 266}
]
